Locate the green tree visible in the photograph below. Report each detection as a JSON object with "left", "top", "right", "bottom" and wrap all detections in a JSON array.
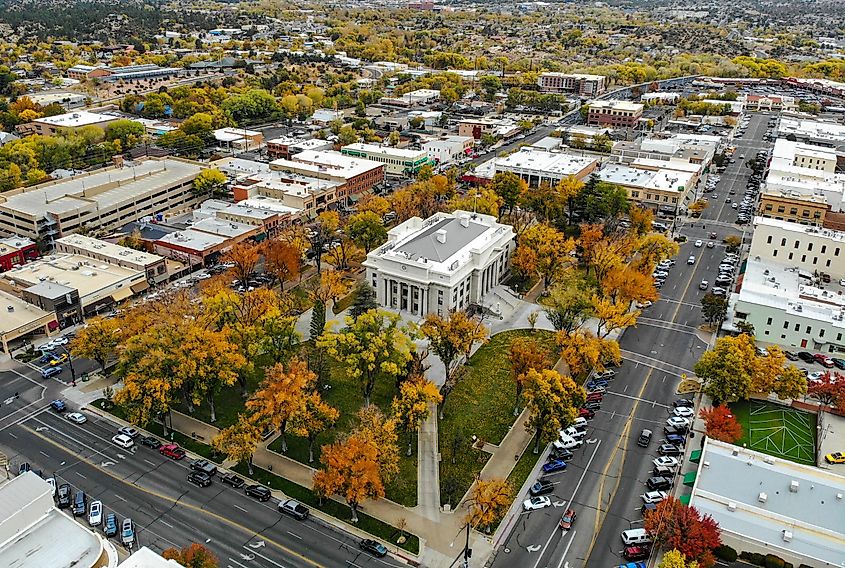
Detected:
[
  {"left": 193, "top": 168, "right": 227, "bottom": 196},
  {"left": 701, "top": 293, "right": 728, "bottom": 326},
  {"left": 347, "top": 210, "right": 387, "bottom": 253},
  {"left": 348, "top": 281, "right": 378, "bottom": 319},
  {"left": 104, "top": 119, "right": 144, "bottom": 148},
  {"left": 489, "top": 171, "right": 525, "bottom": 214}
]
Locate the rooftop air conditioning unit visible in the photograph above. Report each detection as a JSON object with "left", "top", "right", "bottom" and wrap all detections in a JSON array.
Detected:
[
  {"left": 782, "top": 530, "right": 792, "bottom": 543},
  {"left": 789, "top": 480, "right": 799, "bottom": 493},
  {"left": 727, "top": 502, "right": 736, "bottom": 512},
  {"left": 758, "top": 492, "right": 768, "bottom": 503}
]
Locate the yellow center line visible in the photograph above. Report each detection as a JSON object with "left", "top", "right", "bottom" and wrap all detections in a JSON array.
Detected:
[
  {"left": 24, "top": 426, "right": 324, "bottom": 568},
  {"left": 583, "top": 253, "right": 699, "bottom": 564}
]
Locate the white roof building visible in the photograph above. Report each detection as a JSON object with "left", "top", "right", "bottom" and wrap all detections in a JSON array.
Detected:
[
  {"left": 689, "top": 439, "right": 845, "bottom": 567},
  {"left": 364, "top": 210, "right": 514, "bottom": 317},
  {"left": 120, "top": 547, "right": 182, "bottom": 567},
  {"left": 492, "top": 148, "right": 598, "bottom": 186},
  {"left": 764, "top": 139, "right": 845, "bottom": 213},
  {"left": 777, "top": 117, "right": 845, "bottom": 148}
]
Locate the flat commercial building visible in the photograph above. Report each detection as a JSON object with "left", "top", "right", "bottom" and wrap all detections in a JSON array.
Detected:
[
  {"left": 611, "top": 133, "right": 720, "bottom": 167},
  {"left": 738, "top": 93, "right": 798, "bottom": 112},
  {"left": 0, "top": 290, "right": 56, "bottom": 354},
  {"left": 0, "top": 235, "right": 38, "bottom": 272},
  {"left": 749, "top": 217, "right": 845, "bottom": 280},
  {"left": 586, "top": 100, "right": 644, "bottom": 128},
  {"left": 341, "top": 143, "right": 431, "bottom": 176},
  {"left": 121, "top": 547, "right": 183, "bottom": 567},
  {"left": 596, "top": 164, "right": 695, "bottom": 212},
  {"left": 54, "top": 234, "right": 167, "bottom": 283},
  {"left": 421, "top": 136, "right": 474, "bottom": 165},
  {"left": 777, "top": 117, "right": 845, "bottom": 148},
  {"left": 458, "top": 118, "right": 521, "bottom": 141},
  {"left": 0, "top": 472, "right": 117, "bottom": 568},
  {"left": 213, "top": 127, "right": 264, "bottom": 152},
  {"left": 493, "top": 148, "right": 598, "bottom": 187},
  {"left": 194, "top": 199, "right": 295, "bottom": 238},
  {"left": 2, "top": 253, "right": 147, "bottom": 319},
  {"left": 537, "top": 73, "right": 606, "bottom": 96},
  {"left": 18, "top": 110, "right": 123, "bottom": 136},
  {"left": 154, "top": 218, "right": 258, "bottom": 266},
  {"left": 269, "top": 150, "right": 384, "bottom": 203},
  {"left": 689, "top": 439, "right": 845, "bottom": 567},
  {"left": 763, "top": 139, "right": 845, "bottom": 219},
  {"left": 759, "top": 189, "right": 829, "bottom": 227},
  {"left": 233, "top": 170, "right": 341, "bottom": 216},
  {"left": 67, "top": 63, "right": 179, "bottom": 82},
  {"left": 0, "top": 158, "right": 205, "bottom": 241},
  {"left": 266, "top": 137, "right": 333, "bottom": 160},
  {"left": 364, "top": 210, "right": 514, "bottom": 317},
  {"left": 378, "top": 89, "right": 440, "bottom": 107}
]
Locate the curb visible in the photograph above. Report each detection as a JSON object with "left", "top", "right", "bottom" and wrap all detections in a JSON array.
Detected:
[{"left": 83, "top": 403, "right": 423, "bottom": 566}]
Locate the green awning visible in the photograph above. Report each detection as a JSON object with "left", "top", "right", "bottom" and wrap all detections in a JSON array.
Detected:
[
  {"left": 679, "top": 494, "right": 691, "bottom": 505},
  {"left": 690, "top": 449, "right": 702, "bottom": 463},
  {"left": 683, "top": 471, "right": 697, "bottom": 486}
]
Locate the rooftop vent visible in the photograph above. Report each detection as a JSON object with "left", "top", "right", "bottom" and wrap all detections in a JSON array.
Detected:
[
  {"left": 758, "top": 492, "right": 768, "bottom": 503},
  {"left": 727, "top": 501, "right": 736, "bottom": 512},
  {"left": 435, "top": 229, "right": 447, "bottom": 244},
  {"left": 459, "top": 214, "right": 470, "bottom": 228},
  {"left": 789, "top": 480, "right": 799, "bottom": 493},
  {"left": 782, "top": 530, "right": 792, "bottom": 543}
]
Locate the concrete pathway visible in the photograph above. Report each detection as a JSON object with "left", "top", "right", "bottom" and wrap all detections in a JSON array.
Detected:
[{"left": 416, "top": 403, "right": 441, "bottom": 521}]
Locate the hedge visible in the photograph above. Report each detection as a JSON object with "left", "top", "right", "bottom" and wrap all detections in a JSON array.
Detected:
[{"left": 714, "top": 545, "right": 738, "bottom": 562}]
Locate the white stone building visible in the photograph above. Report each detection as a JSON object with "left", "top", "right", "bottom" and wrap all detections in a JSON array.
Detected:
[{"left": 363, "top": 211, "right": 515, "bottom": 317}]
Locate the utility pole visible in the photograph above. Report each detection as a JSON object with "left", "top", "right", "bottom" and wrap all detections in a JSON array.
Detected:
[{"left": 462, "top": 523, "right": 472, "bottom": 567}]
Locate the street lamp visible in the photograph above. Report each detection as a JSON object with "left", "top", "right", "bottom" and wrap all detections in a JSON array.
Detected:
[{"left": 55, "top": 344, "right": 77, "bottom": 386}]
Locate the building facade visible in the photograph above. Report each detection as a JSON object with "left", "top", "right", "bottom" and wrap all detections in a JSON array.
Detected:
[
  {"left": 0, "top": 236, "right": 38, "bottom": 272},
  {"left": 421, "top": 136, "right": 474, "bottom": 165},
  {"left": 363, "top": 210, "right": 515, "bottom": 317},
  {"left": 493, "top": 149, "right": 599, "bottom": 187},
  {"left": 54, "top": 234, "right": 168, "bottom": 283},
  {"left": 340, "top": 143, "right": 431, "bottom": 176},
  {"left": 586, "top": 100, "right": 644, "bottom": 128},
  {"left": 537, "top": 73, "right": 606, "bottom": 96}
]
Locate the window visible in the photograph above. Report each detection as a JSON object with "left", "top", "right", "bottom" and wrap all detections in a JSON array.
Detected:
[
  {"left": 821, "top": 245, "right": 827, "bottom": 254},
  {"left": 794, "top": 324, "right": 800, "bottom": 331},
  {"left": 767, "top": 317, "right": 772, "bottom": 325},
  {"left": 766, "top": 236, "right": 772, "bottom": 244},
  {"left": 813, "top": 257, "right": 817, "bottom": 265},
  {"left": 773, "top": 250, "right": 778, "bottom": 257},
  {"left": 806, "top": 326, "right": 812, "bottom": 333},
  {"left": 819, "top": 329, "right": 825, "bottom": 337},
  {"left": 808, "top": 243, "right": 813, "bottom": 251},
  {"left": 783, "top": 321, "right": 789, "bottom": 329},
  {"left": 788, "top": 252, "right": 793, "bottom": 260},
  {"left": 794, "top": 240, "right": 799, "bottom": 249},
  {"left": 801, "top": 255, "right": 806, "bottom": 262},
  {"left": 781, "top": 238, "right": 786, "bottom": 246}
]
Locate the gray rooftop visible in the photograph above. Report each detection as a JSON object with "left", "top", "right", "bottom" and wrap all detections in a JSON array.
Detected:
[
  {"left": 691, "top": 439, "right": 845, "bottom": 566},
  {"left": 25, "top": 281, "right": 76, "bottom": 299},
  {"left": 395, "top": 217, "right": 488, "bottom": 263}
]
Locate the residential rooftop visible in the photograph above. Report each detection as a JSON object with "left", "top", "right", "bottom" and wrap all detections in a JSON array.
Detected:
[{"left": 690, "top": 439, "right": 845, "bottom": 567}]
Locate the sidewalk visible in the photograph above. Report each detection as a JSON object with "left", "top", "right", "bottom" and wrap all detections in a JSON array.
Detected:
[{"left": 417, "top": 403, "right": 440, "bottom": 521}]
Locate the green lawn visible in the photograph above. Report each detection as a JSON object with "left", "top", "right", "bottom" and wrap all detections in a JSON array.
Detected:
[
  {"left": 730, "top": 400, "right": 817, "bottom": 466},
  {"left": 268, "top": 351, "right": 418, "bottom": 507},
  {"left": 438, "top": 330, "right": 557, "bottom": 506},
  {"left": 231, "top": 462, "right": 419, "bottom": 555}
]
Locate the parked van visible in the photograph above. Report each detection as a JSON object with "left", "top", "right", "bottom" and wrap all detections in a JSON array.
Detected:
[
  {"left": 621, "top": 528, "right": 652, "bottom": 545},
  {"left": 572, "top": 417, "right": 588, "bottom": 431},
  {"left": 554, "top": 434, "right": 582, "bottom": 451}
]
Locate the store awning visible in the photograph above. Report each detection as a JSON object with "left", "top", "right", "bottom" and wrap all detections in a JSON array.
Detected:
[
  {"left": 130, "top": 280, "right": 149, "bottom": 294},
  {"left": 683, "top": 471, "right": 697, "bottom": 486},
  {"left": 679, "top": 494, "right": 691, "bottom": 505},
  {"left": 112, "top": 287, "right": 134, "bottom": 302},
  {"left": 690, "top": 449, "right": 702, "bottom": 463}
]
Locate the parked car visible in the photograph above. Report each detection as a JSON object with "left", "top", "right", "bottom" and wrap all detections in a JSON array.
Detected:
[
  {"left": 41, "top": 366, "right": 63, "bottom": 379},
  {"left": 666, "top": 417, "right": 690, "bottom": 429},
  {"left": 673, "top": 399, "right": 693, "bottom": 408},
  {"left": 646, "top": 477, "right": 671, "bottom": 491},
  {"left": 65, "top": 412, "right": 87, "bottom": 424},
  {"left": 641, "top": 491, "right": 668, "bottom": 504},
  {"left": 542, "top": 459, "right": 567, "bottom": 473},
  {"left": 523, "top": 496, "right": 552, "bottom": 511},
  {"left": 118, "top": 426, "right": 140, "bottom": 439},
  {"left": 359, "top": 539, "right": 388, "bottom": 558},
  {"left": 578, "top": 408, "right": 595, "bottom": 420},
  {"left": 221, "top": 473, "right": 245, "bottom": 488},
  {"left": 594, "top": 370, "right": 616, "bottom": 380},
  {"left": 245, "top": 484, "right": 272, "bottom": 501},
  {"left": 140, "top": 436, "right": 161, "bottom": 449},
  {"left": 190, "top": 459, "right": 218, "bottom": 477},
  {"left": 653, "top": 456, "right": 679, "bottom": 469},
  {"left": 88, "top": 500, "right": 103, "bottom": 526},
  {"left": 665, "top": 434, "right": 686, "bottom": 447},
  {"left": 277, "top": 498, "right": 310, "bottom": 520},
  {"left": 664, "top": 424, "right": 688, "bottom": 436},
  {"left": 797, "top": 352, "right": 816, "bottom": 364},
  {"left": 159, "top": 444, "right": 186, "bottom": 460},
  {"left": 72, "top": 490, "right": 87, "bottom": 516},
  {"left": 550, "top": 447, "right": 573, "bottom": 461},
  {"left": 46, "top": 477, "right": 56, "bottom": 496},
  {"left": 833, "top": 358, "right": 845, "bottom": 370},
  {"left": 529, "top": 479, "right": 554, "bottom": 496},
  {"left": 814, "top": 354, "right": 835, "bottom": 368},
  {"left": 121, "top": 518, "right": 135, "bottom": 547},
  {"left": 624, "top": 545, "right": 651, "bottom": 561},
  {"left": 784, "top": 351, "right": 799, "bottom": 361},
  {"left": 824, "top": 452, "right": 845, "bottom": 464},
  {"left": 582, "top": 401, "right": 601, "bottom": 411},
  {"left": 187, "top": 471, "right": 213, "bottom": 487},
  {"left": 586, "top": 392, "right": 603, "bottom": 403},
  {"left": 559, "top": 508, "right": 577, "bottom": 531},
  {"left": 659, "top": 444, "right": 682, "bottom": 456},
  {"left": 57, "top": 483, "right": 72, "bottom": 508},
  {"left": 104, "top": 513, "right": 118, "bottom": 537}
]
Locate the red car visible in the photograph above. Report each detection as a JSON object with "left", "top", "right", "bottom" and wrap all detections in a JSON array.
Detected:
[
  {"left": 559, "top": 509, "right": 577, "bottom": 531},
  {"left": 814, "top": 354, "right": 835, "bottom": 368},
  {"left": 624, "top": 545, "right": 650, "bottom": 561},
  {"left": 586, "top": 392, "right": 603, "bottom": 402},
  {"left": 578, "top": 408, "right": 595, "bottom": 419},
  {"left": 159, "top": 444, "right": 186, "bottom": 460}
]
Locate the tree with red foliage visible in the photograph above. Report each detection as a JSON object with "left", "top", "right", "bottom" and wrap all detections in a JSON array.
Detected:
[
  {"left": 699, "top": 405, "right": 743, "bottom": 443},
  {"left": 807, "top": 371, "right": 845, "bottom": 410},
  {"left": 162, "top": 543, "right": 218, "bottom": 568},
  {"left": 644, "top": 496, "right": 721, "bottom": 568}
]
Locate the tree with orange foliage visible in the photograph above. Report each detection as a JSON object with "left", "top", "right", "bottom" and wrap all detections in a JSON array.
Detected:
[
  {"left": 262, "top": 240, "right": 301, "bottom": 290},
  {"left": 313, "top": 434, "right": 385, "bottom": 522},
  {"left": 224, "top": 241, "right": 259, "bottom": 286},
  {"left": 464, "top": 479, "right": 512, "bottom": 531},
  {"left": 162, "top": 543, "right": 219, "bottom": 568},
  {"left": 644, "top": 496, "right": 721, "bottom": 567},
  {"left": 246, "top": 359, "right": 314, "bottom": 452},
  {"left": 601, "top": 265, "right": 657, "bottom": 306},
  {"left": 509, "top": 336, "right": 551, "bottom": 415},
  {"left": 557, "top": 329, "right": 621, "bottom": 377},
  {"left": 699, "top": 405, "right": 743, "bottom": 443},
  {"left": 511, "top": 224, "right": 576, "bottom": 290}
]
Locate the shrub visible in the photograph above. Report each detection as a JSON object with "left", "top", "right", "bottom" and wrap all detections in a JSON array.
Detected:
[
  {"left": 714, "top": 545, "right": 738, "bottom": 562},
  {"left": 764, "top": 555, "right": 785, "bottom": 568},
  {"left": 740, "top": 551, "right": 766, "bottom": 566}
]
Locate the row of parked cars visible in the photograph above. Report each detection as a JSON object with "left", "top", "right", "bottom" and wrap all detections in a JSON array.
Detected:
[{"left": 52, "top": 480, "right": 136, "bottom": 547}]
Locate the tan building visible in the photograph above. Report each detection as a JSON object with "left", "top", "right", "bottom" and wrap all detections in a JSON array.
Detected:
[
  {"left": 17, "top": 110, "right": 122, "bottom": 136},
  {"left": 759, "top": 190, "right": 829, "bottom": 226},
  {"left": 0, "top": 158, "right": 205, "bottom": 241},
  {"left": 537, "top": 73, "right": 606, "bottom": 96},
  {"left": 213, "top": 128, "right": 264, "bottom": 152},
  {"left": 596, "top": 164, "right": 695, "bottom": 213},
  {"left": 0, "top": 290, "right": 57, "bottom": 354},
  {"left": 54, "top": 234, "right": 168, "bottom": 283},
  {"left": 586, "top": 100, "right": 644, "bottom": 128}
]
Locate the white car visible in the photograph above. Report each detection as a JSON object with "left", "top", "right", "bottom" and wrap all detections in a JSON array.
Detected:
[
  {"left": 808, "top": 371, "right": 826, "bottom": 381},
  {"left": 112, "top": 434, "right": 134, "bottom": 449},
  {"left": 46, "top": 477, "right": 56, "bottom": 497},
  {"left": 666, "top": 416, "right": 690, "bottom": 428},
  {"left": 694, "top": 240, "right": 703, "bottom": 248},
  {"left": 88, "top": 500, "right": 103, "bottom": 526},
  {"left": 699, "top": 280, "right": 709, "bottom": 290},
  {"left": 653, "top": 456, "right": 679, "bottom": 469},
  {"left": 641, "top": 491, "right": 668, "bottom": 504},
  {"left": 652, "top": 271, "right": 669, "bottom": 279},
  {"left": 523, "top": 496, "right": 552, "bottom": 511},
  {"left": 706, "top": 241, "right": 715, "bottom": 248},
  {"left": 673, "top": 407, "right": 694, "bottom": 418},
  {"left": 636, "top": 301, "right": 653, "bottom": 309},
  {"left": 65, "top": 412, "right": 87, "bottom": 424},
  {"left": 687, "top": 255, "right": 696, "bottom": 265},
  {"left": 594, "top": 370, "right": 616, "bottom": 380},
  {"left": 561, "top": 426, "right": 586, "bottom": 441}
]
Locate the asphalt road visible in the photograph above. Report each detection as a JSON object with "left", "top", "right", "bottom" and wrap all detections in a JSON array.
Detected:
[
  {"left": 0, "top": 366, "right": 407, "bottom": 568},
  {"left": 491, "top": 112, "right": 773, "bottom": 568}
]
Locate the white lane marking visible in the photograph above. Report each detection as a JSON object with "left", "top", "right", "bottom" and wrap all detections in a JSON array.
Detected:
[
  {"left": 144, "top": 459, "right": 156, "bottom": 466},
  {"left": 286, "top": 531, "right": 302, "bottom": 540},
  {"left": 554, "top": 529, "right": 577, "bottom": 568},
  {"left": 228, "top": 560, "right": 250, "bottom": 568},
  {"left": 27, "top": 416, "right": 122, "bottom": 463},
  {"left": 233, "top": 504, "right": 249, "bottom": 513},
  {"left": 0, "top": 403, "right": 50, "bottom": 432},
  {"left": 531, "top": 441, "right": 603, "bottom": 568},
  {"left": 159, "top": 520, "right": 174, "bottom": 529},
  {"left": 248, "top": 549, "right": 288, "bottom": 568},
  {"left": 40, "top": 450, "right": 50, "bottom": 457},
  {"left": 114, "top": 494, "right": 127, "bottom": 502},
  {"left": 75, "top": 471, "right": 87, "bottom": 479}
]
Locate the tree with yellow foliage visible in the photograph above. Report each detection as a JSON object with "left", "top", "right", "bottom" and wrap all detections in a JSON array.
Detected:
[
  {"left": 511, "top": 223, "right": 576, "bottom": 290},
  {"left": 600, "top": 265, "right": 658, "bottom": 306},
  {"left": 352, "top": 406, "right": 401, "bottom": 482},
  {"left": 357, "top": 195, "right": 391, "bottom": 218},
  {"left": 319, "top": 310, "right": 416, "bottom": 406},
  {"left": 224, "top": 241, "right": 259, "bottom": 286},
  {"left": 522, "top": 368, "right": 586, "bottom": 453},
  {"left": 446, "top": 188, "right": 503, "bottom": 217},
  {"left": 290, "top": 390, "right": 339, "bottom": 463},
  {"left": 635, "top": 233, "right": 680, "bottom": 272},
  {"left": 69, "top": 316, "right": 121, "bottom": 371},
  {"left": 246, "top": 359, "right": 314, "bottom": 452},
  {"left": 464, "top": 479, "right": 512, "bottom": 531},
  {"left": 391, "top": 376, "right": 442, "bottom": 455},
  {"left": 509, "top": 336, "right": 551, "bottom": 415},
  {"left": 313, "top": 434, "right": 385, "bottom": 523},
  {"left": 213, "top": 415, "right": 263, "bottom": 475},
  {"left": 592, "top": 294, "right": 640, "bottom": 338},
  {"left": 557, "top": 329, "right": 621, "bottom": 377},
  {"left": 658, "top": 549, "right": 700, "bottom": 568}
]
